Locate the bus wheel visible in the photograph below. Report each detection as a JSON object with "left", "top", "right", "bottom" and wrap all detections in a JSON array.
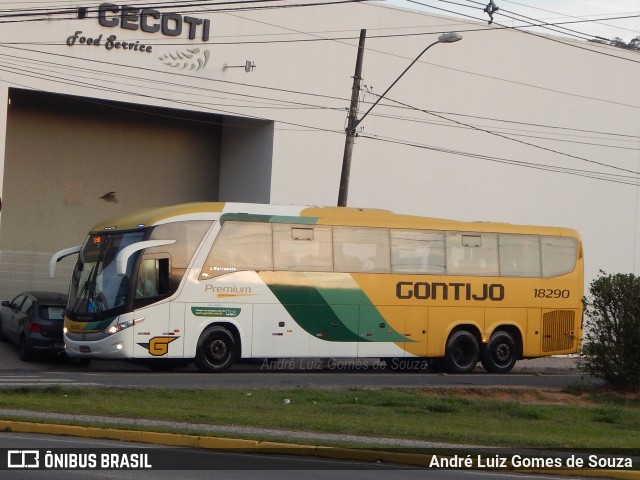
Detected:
[
  {"left": 481, "top": 331, "right": 517, "bottom": 374},
  {"left": 443, "top": 330, "right": 479, "bottom": 373},
  {"left": 195, "top": 326, "right": 236, "bottom": 373}
]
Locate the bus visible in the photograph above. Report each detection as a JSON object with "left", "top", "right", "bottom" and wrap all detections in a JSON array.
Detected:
[{"left": 50, "top": 202, "right": 583, "bottom": 374}]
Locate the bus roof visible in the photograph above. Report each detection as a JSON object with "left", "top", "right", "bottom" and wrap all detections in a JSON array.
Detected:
[
  {"left": 301, "top": 206, "right": 580, "bottom": 237},
  {"left": 90, "top": 202, "right": 580, "bottom": 238},
  {"left": 91, "top": 202, "right": 226, "bottom": 232}
]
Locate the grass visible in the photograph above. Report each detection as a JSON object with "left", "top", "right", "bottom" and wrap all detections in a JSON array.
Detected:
[{"left": 0, "top": 385, "right": 639, "bottom": 449}]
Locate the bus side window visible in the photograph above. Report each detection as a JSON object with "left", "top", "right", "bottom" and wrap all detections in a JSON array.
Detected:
[
  {"left": 147, "top": 220, "right": 212, "bottom": 293},
  {"left": 498, "top": 234, "right": 541, "bottom": 277},
  {"left": 201, "top": 221, "right": 273, "bottom": 277},
  {"left": 446, "top": 232, "right": 499, "bottom": 276},
  {"left": 273, "top": 224, "right": 332, "bottom": 271},
  {"left": 391, "top": 229, "right": 445, "bottom": 274},
  {"left": 541, "top": 236, "right": 577, "bottom": 277},
  {"left": 333, "top": 227, "right": 390, "bottom": 273},
  {"left": 135, "top": 257, "right": 170, "bottom": 300}
]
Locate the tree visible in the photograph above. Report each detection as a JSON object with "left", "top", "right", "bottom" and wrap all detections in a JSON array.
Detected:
[
  {"left": 588, "top": 35, "right": 640, "bottom": 51},
  {"left": 609, "top": 35, "right": 640, "bottom": 50},
  {"left": 580, "top": 272, "right": 640, "bottom": 392},
  {"left": 609, "top": 36, "right": 629, "bottom": 49}
]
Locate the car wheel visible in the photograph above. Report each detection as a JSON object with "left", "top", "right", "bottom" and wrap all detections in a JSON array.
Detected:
[
  {"left": 443, "top": 330, "right": 479, "bottom": 374},
  {"left": 0, "top": 318, "right": 6, "bottom": 342},
  {"left": 18, "top": 335, "right": 33, "bottom": 362},
  {"left": 195, "top": 326, "right": 236, "bottom": 373}
]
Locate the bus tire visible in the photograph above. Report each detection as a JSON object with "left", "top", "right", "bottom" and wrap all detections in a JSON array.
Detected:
[
  {"left": 481, "top": 331, "right": 517, "bottom": 374},
  {"left": 443, "top": 330, "right": 479, "bottom": 374},
  {"left": 195, "top": 326, "right": 236, "bottom": 373}
]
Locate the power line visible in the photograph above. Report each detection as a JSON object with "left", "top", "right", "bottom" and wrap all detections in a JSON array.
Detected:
[
  {"left": 441, "top": 0, "right": 592, "bottom": 41},
  {"left": 459, "top": 0, "right": 640, "bottom": 43},
  {"left": 0, "top": 51, "right": 347, "bottom": 114},
  {"left": 403, "top": 0, "right": 640, "bottom": 64},
  {"left": 0, "top": 3, "right": 638, "bottom": 185},
  {"left": 2, "top": 15, "right": 636, "bottom": 156},
  {"left": 7, "top": 38, "right": 636, "bottom": 149},
  {"left": 4, "top": 44, "right": 636, "bottom": 152},
  {"left": 221, "top": 4, "right": 640, "bottom": 113},
  {"left": 369, "top": 112, "right": 640, "bottom": 150},
  {"left": 377, "top": 94, "right": 640, "bottom": 176},
  {"left": 0, "top": 52, "right": 351, "bottom": 137},
  {"left": 501, "top": 0, "right": 640, "bottom": 38},
  {"left": 359, "top": 133, "right": 640, "bottom": 187},
  {"left": 0, "top": 48, "right": 637, "bottom": 188},
  {"left": 0, "top": 0, "right": 372, "bottom": 24},
  {"left": 415, "top": 110, "right": 639, "bottom": 140},
  {"left": 0, "top": 3, "right": 637, "bottom": 114}
]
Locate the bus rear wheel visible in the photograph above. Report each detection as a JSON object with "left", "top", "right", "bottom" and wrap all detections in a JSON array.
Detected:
[
  {"left": 443, "top": 330, "right": 479, "bottom": 373},
  {"left": 195, "top": 326, "right": 236, "bottom": 373},
  {"left": 480, "top": 331, "right": 517, "bottom": 373}
]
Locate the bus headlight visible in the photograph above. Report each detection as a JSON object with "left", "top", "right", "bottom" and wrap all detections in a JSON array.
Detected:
[{"left": 105, "top": 317, "right": 145, "bottom": 335}]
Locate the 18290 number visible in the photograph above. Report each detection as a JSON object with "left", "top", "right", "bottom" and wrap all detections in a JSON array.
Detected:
[{"left": 534, "top": 289, "right": 570, "bottom": 298}]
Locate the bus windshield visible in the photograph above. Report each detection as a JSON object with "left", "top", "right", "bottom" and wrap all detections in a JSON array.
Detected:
[{"left": 68, "top": 231, "right": 145, "bottom": 317}]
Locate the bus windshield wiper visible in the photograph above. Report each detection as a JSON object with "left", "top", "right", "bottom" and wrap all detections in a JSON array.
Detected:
[{"left": 71, "top": 265, "right": 94, "bottom": 314}]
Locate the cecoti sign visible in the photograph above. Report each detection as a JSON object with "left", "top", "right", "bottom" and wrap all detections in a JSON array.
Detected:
[{"left": 98, "top": 3, "right": 211, "bottom": 41}]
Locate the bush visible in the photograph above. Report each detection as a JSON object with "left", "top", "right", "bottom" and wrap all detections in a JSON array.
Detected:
[{"left": 579, "top": 272, "right": 640, "bottom": 392}]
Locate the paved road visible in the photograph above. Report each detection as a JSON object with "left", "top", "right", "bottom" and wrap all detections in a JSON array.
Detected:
[{"left": 0, "top": 340, "right": 598, "bottom": 390}]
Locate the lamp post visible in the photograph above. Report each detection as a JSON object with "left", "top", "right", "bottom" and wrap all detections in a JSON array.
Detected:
[{"left": 337, "top": 31, "right": 463, "bottom": 207}]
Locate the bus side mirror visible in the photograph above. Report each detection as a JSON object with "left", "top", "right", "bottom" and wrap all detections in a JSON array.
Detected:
[{"left": 49, "top": 246, "right": 82, "bottom": 278}]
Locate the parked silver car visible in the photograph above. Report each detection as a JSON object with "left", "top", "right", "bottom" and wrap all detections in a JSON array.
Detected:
[{"left": 0, "top": 291, "right": 68, "bottom": 361}]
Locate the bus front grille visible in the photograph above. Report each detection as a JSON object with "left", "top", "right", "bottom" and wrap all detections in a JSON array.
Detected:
[{"left": 542, "top": 310, "right": 576, "bottom": 353}]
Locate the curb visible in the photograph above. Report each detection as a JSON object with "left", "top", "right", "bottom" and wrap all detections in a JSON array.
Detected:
[{"left": 1, "top": 419, "right": 638, "bottom": 478}]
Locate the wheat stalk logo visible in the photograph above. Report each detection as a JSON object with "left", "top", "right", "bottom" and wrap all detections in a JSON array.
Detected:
[{"left": 159, "top": 48, "right": 210, "bottom": 71}]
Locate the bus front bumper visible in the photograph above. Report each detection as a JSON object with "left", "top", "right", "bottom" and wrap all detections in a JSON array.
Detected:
[{"left": 64, "top": 332, "right": 133, "bottom": 359}]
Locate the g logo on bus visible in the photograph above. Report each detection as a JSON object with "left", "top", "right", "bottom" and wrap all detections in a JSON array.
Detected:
[{"left": 138, "top": 336, "right": 178, "bottom": 356}]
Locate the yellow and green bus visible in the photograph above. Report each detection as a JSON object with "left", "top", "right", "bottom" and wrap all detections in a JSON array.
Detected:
[{"left": 51, "top": 202, "right": 583, "bottom": 373}]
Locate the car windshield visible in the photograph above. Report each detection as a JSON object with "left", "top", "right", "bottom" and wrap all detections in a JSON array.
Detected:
[{"left": 68, "top": 231, "right": 146, "bottom": 317}]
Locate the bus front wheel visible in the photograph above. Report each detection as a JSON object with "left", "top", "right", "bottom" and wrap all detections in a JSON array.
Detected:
[
  {"left": 480, "top": 331, "right": 517, "bottom": 374},
  {"left": 195, "top": 326, "right": 236, "bottom": 373},
  {"left": 443, "top": 330, "right": 479, "bottom": 373}
]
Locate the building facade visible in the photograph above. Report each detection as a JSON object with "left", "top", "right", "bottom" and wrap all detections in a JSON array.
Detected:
[{"left": 0, "top": 1, "right": 638, "bottom": 298}]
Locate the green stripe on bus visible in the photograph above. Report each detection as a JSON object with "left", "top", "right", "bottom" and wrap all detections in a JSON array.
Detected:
[
  {"left": 265, "top": 282, "right": 361, "bottom": 342},
  {"left": 313, "top": 278, "right": 408, "bottom": 343},
  {"left": 263, "top": 272, "right": 408, "bottom": 343},
  {"left": 72, "top": 317, "right": 116, "bottom": 333}
]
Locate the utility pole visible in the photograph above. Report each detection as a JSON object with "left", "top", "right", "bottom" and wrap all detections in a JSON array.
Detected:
[
  {"left": 336, "top": 31, "right": 461, "bottom": 207},
  {"left": 337, "top": 29, "right": 366, "bottom": 207}
]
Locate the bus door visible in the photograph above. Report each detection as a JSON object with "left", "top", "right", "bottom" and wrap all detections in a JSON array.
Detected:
[{"left": 132, "top": 256, "right": 180, "bottom": 359}]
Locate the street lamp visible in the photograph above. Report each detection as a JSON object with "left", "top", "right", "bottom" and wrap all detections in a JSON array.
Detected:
[{"left": 337, "top": 31, "right": 463, "bottom": 207}]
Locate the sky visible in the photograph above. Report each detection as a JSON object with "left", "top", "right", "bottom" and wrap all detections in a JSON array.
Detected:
[{"left": 395, "top": 0, "right": 640, "bottom": 44}]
